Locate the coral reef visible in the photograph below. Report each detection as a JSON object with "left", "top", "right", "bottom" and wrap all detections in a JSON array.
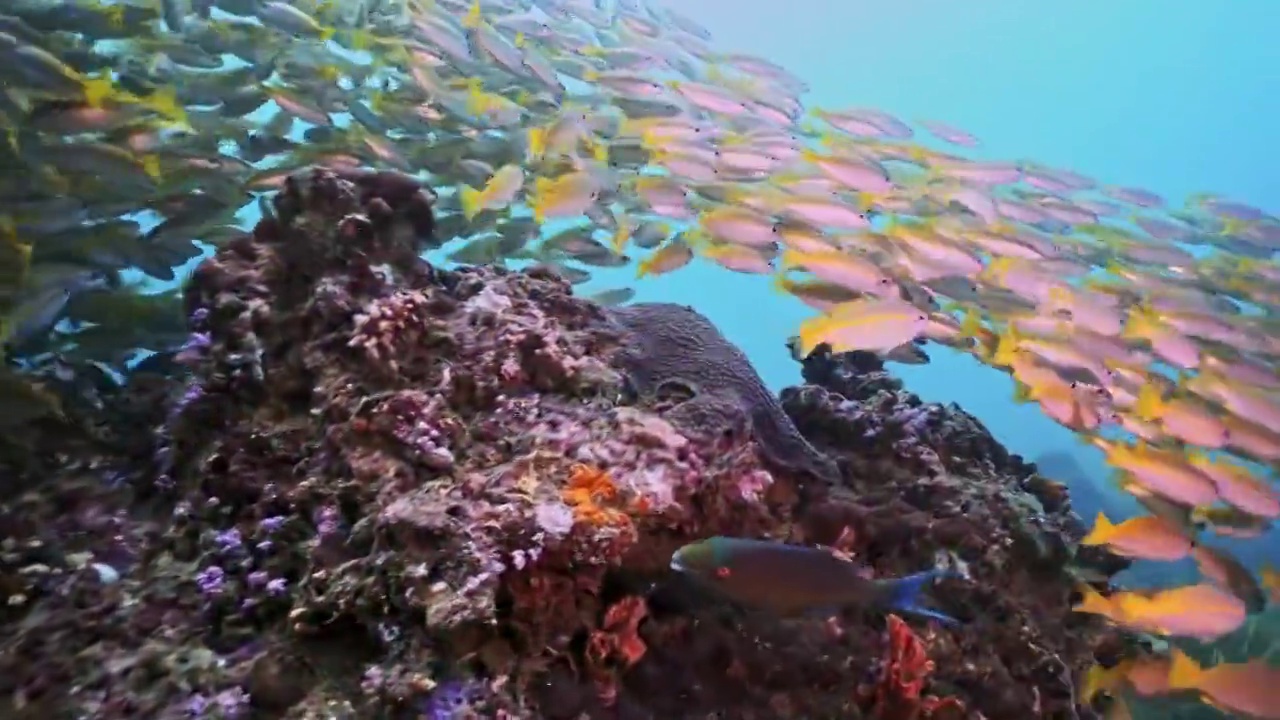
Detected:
[{"left": 0, "top": 166, "right": 1130, "bottom": 719}]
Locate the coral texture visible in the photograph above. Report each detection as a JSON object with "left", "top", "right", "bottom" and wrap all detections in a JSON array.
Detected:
[{"left": 0, "top": 167, "right": 1128, "bottom": 720}]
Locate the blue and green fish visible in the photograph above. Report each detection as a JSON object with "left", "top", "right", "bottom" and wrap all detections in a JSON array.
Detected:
[{"left": 670, "top": 535, "right": 961, "bottom": 624}]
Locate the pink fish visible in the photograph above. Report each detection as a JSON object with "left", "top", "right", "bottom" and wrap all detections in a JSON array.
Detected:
[
  {"left": 936, "top": 160, "right": 1021, "bottom": 185},
  {"left": 938, "top": 184, "right": 998, "bottom": 224},
  {"left": 1132, "top": 215, "right": 1188, "bottom": 241},
  {"left": 669, "top": 80, "right": 751, "bottom": 116},
  {"left": 920, "top": 120, "right": 981, "bottom": 147},
  {"left": 1106, "top": 186, "right": 1164, "bottom": 208},
  {"left": 1035, "top": 197, "right": 1097, "bottom": 226},
  {"left": 995, "top": 198, "right": 1051, "bottom": 225},
  {"left": 1023, "top": 172, "right": 1074, "bottom": 194},
  {"left": 781, "top": 196, "right": 871, "bottom": 230}
]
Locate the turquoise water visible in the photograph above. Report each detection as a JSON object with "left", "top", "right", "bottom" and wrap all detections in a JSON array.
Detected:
[{"left": 628, "top": 0, "right": 1280, "bottom": 576}]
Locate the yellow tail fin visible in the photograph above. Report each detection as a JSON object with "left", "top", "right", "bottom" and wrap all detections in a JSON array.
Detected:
[
  {"left": 527, "top": 127, "right": 547, "bottom": 160},
  {"left": 462, "top": 0, "right": 482, "bottom": 29},
  {"left": 1081, "top": 660, "right": 1132, "bottom": 703},
  {"left": 459, "top": 185, "right": 482, "bottom": 221},
  {"left": 1072, "top": 583, "right": 1112, "bottom": 615},
  {"left": 1165, "top": 648, "right": 1202, "bottom": 691},
  {"left": 1135, "top": 383, "right": 1165, "bottom": 423},
  {"left": 1081, "top": 512, "right": 1115, "bottom": 545}
]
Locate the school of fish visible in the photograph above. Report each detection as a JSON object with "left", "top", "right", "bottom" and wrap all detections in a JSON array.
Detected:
[{"left": 1, "top": 0, "right": 1279, "bottom": 716}]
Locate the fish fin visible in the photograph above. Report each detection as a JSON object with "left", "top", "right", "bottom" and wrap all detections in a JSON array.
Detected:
[
  {"left": 459, "top": 185, "right": 482, "bottom": 221},
  {"left": 462, "top": 0, "right": 482, "bottom": 29},
  {"left": 769, "top": 269, "right": 793, "bottom": 295},
  {"left": 1081, "top": 511, "right": 1113, "bottom": 545},
  {"left": 1011, "top": 381, "right": 1033, "bottom": 404},
  {"left": 527, "top": 127, "right": 547, "bottom": 160},
  {"left": 795, "top": 314, "right": 831, "bottom": 357},
  {"left": 1082, "top": 660, "right": 1132, "bottom": 703},
  {"left": 1166, "top": 648, "right": 1202, "bottom": 691},
  {"left": 881, "top": 570, "right": 960, "bottom": 626},
  {"left": 777, "top": 246, "right": 804, "bottom": 269},
  {"left": 1135, "top": 383, "right": 1164, "bottom": 422}
]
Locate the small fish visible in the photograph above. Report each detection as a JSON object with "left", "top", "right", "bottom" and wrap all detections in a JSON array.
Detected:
[
  {"left": 1081, "top": 655, "right": 1171, "bottom": 703},
  {"left": 1079, "top": 511, "right": 1193, "bottom": 562},
  {"left": 1167, "top": 648, "right": 1280, "bottom": 719},
  {"left": 884, "top": 341, "right": 930, "bottom": 365},
  {"left": 1075, "top": 582, "right": 1246, "bottom": 641},
  {"left": 636, "top": 236, "right": 693, "bottom": 278},
  {"left": 255, "top": 2, "right": 336, "bottom": 40},
  {"left": 1193, "top": 506, "right": 1273, "bottom": 539},
  {"left": 670, "top": 536, "right": 960, "bottom": 624},
  {"left": 458, "top": 164, "right": 524, "bottom": 220},
  {"left": 530, "top": 170, "right": 600, "bottom": 223},
  {"left": 1190, "top": 544, "right": 1267, "bottom": 613},
  {"left": 586, "top": 287, "right": 634, "bottom": 306},
  {"left": 796, "top": 298, "right": 929, "bottom": 356}
]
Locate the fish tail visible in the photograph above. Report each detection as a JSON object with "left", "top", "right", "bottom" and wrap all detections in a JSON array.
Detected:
[
  {"left": 1081, "top": 511, "right": 1114, "bottom": 545},
  {"left": 459, "top": 185, "right": 482, "bottom": 220},
  {"left": 777, "top": 247, "right": 806, "bottom": 271},
  {"left": 1072, "top": 583, "right": 1112, "bottom": 615},
  {"left": 1011, "top": 380, "right": 1033, "bottom": 404},
  {"left": 881, "top": 570, "right": 959, "bottom": 625},
  {"left": 527, "top": 127, "right": 546, "bottom": 160},
  {"left": 462, "top": 0, "right": 482, "bottom": 29},
  {"left": 770, "top": 268, "right": 793, "bottom": 295},
  {"left": 1166, "top": 648, "right": 1203, "bottom": 691},
  {"left": 795, "top": 314, "right": 830, "bottom": 357},
  {"left": 1135, "top": 383, "right": 1164, "bottom": 422},
  {"left": 1081, "top": 660, "right": 1132, "bottom": 703}
]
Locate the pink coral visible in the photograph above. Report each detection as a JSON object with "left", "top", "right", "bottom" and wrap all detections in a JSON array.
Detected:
[{"left": 348, "top": 289, "right": 434, "bottom": 373}]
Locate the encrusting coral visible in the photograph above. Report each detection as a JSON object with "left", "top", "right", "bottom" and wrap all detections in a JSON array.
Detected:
[{"left": 0, "top": 166, "right": 1130, "bottom": 719}]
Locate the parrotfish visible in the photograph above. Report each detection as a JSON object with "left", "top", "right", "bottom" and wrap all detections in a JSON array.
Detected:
[{"left": 670, "top": 536, "right": 960, "bottom": 624}]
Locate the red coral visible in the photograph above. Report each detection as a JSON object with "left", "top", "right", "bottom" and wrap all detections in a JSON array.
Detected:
[
  {"left": 584, "top": 596, "right": 649, "bottom": 707},
  {"left": 869, "top": 615, "right": 965, "bottom": 720}
]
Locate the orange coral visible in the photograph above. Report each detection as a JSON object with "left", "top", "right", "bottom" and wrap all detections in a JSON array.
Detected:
[
  {"left": 560, "top": 463, "right": 632, "bottom": 527},
  {"left": 869, "top": 615, "right": 965, "bottom": 720},
  {"left": 584, "top": 596, "right": 649, "bottom": 706}
]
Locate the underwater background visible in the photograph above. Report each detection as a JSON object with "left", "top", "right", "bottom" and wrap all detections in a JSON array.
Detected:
[
  {"left": 632, "top": 0, "right": 1280, "bottom": 579},
  {"left": 2, "top": 0, "right": 1280, "bottom": 718}
]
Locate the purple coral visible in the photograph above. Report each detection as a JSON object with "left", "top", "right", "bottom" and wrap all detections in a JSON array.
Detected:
[
  {"left": 380, "top": 390, "right": 457, "bottom": 470},
  {"left": 195, "top": 565, "right": 225, "bottom": 595},
  {"left": 420, "top": 680, "right": 486, "bottom": 720}
]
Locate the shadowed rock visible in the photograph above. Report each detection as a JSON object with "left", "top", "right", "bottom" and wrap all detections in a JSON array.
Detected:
[{"left": 609, "top": 302, "right": 841, "bottom": 487}]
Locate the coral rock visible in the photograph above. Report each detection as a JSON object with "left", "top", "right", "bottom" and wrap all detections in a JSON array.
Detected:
[{"left": 0, "top": 167, "right": 1115, "bottom": 720}]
